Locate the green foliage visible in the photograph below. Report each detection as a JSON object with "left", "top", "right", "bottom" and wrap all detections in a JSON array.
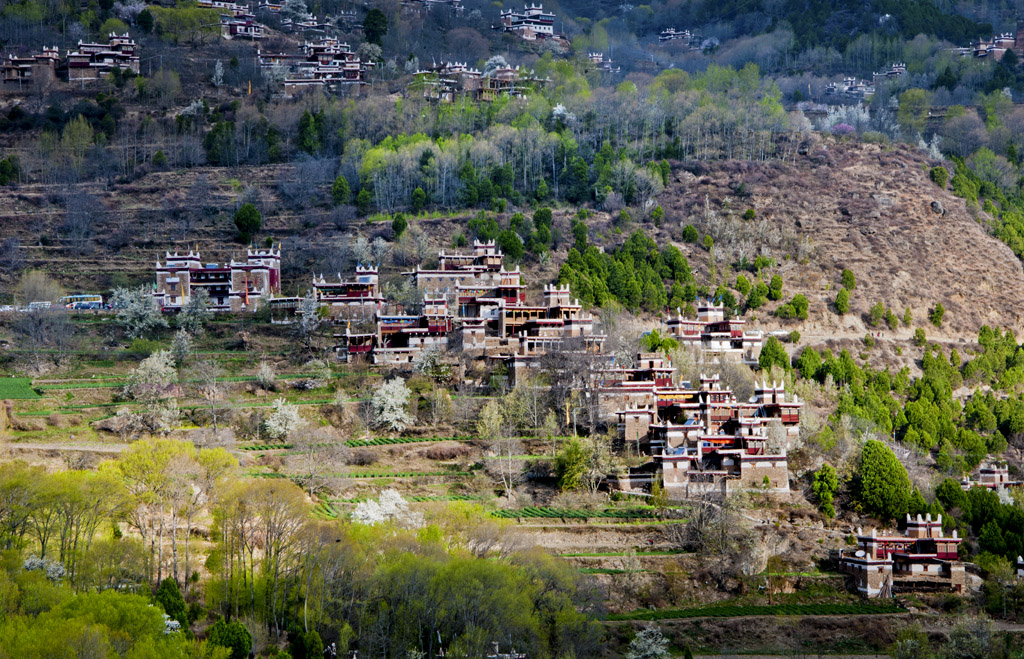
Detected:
[
  {"left": 296, "top": 111, "right": 320, "bottom": 155},
  {"left": 743, "top": 208, "right": 755, "bottom": 220},
  {"left": 869, "top": 302, "right": 885, "bottom": 327},
  {"left": 856, "top": 440, "right": 912, "bottom": 521},
  {"left": 557, "top": 230, "right": 691, "bottom": 311},
  {"left": 767, "top": 274, "right": 783, "bottom": 301},
  {"left": 833, "top": 277, "right": 856, "bottom": 309},
  {"left": 776, "top": 294, "right": 808, "bottom": 320},
  {"left": 207, "top": 618, "right": 252, "bottom": 659},
  {"left": 233, "top": 204, "right": 261, "bottom": 242},
  {"left": 363, "top": 8, "right": 388, "bottom": 45},
  {"left": 834, "top": 288, "right": 850, "bottom": 315},
  {"left": 930, "top": 166, "right": 949, "bottom": 189},
  {"left": 640, "top": 330, "right": 679, "bottom": 354},
  {"left": 812, "top": 464, "right": 839, "bottom": 518},
  {"left": 496, "top": 229, "right": 524, "bottom": 262},
  {"left": 0, "top": 378, "right": 40, "bottom": 399},
  {"left": 411, "top": 187, "right": 426, "bottom": 213},
  {"left": 914, "top": 328, "right": 927, "bottom": 346},
  {"left": 155, "top": 577, "right": 187, "bottom": 631},
  {"left": 650, "top": 206, "right": 664, "bottom": 225},
  {"left": 355, "top": 189, "right": 372, "bottom": 215},
  {"left": 903, "top": 307, "right": 912, "bottom": 326},
  {"left": 794, "top": 347, "right": 821, "bottom": 379},
  {"left": 392, "top": 214, "right": 408, "bottom": 238},
  {"left": 331, "top": 175, "right": 351, "bottom": 205},
  {"left": 758, "top": 336, "right": 789, "bottom": 372},
  {"left": 556, "top": 438, "right": 590, "bottom": 491},
  {"left": 746, "top": 281, "right": 768, "bottom": 310},
  {"left": 0, "top": 155, "right": 19, "bottom": 185},
  {"left": 930, "top": 303, "right": 945, "bottom": 328},
  {"left": 681, "top": 225, "right": 698, "bottom": 243},
  {"left": 735, "top": 274, "right": 751, "bottom": 296},
  {"left": 702, "top": 234, "right": 714, "bottom": 250}
]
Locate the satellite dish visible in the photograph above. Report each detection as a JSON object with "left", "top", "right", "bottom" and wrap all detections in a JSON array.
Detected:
[{"left": 855, "top": 550, "right": 865, "bottom": 558}]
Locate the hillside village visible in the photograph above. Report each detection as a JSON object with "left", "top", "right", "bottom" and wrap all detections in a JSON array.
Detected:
[{"left": 7, "top": 0, "right": 1024, "bottom": 657}]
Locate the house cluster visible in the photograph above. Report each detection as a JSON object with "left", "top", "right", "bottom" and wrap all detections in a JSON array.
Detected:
[
  {"left": 153, "top": 246, "right": 282, "bottom": 313},
  {"left": 960, "top": 462, "right": 1024, "bottom": 490},
  {"left": 658, "top": 28, "right": 701, "bottom": 48},
  {"left": 838, "top": 515, "right": 965, "bottom": 597},
  {"left": 587, "top": 53, "right": 619, "bottom": 73},
  {"left": 2, "top": 34, "right": 139, "bottom": 91},
  {"left": 951, "top": 24, "right": 1024, "bottom": 59},
  {"left": 665, "top": 301, "right": 763, "bottom": 366},
  {"left": 495, "top": 4, "right": 558, "bottom": 41},
  {"left": 411, "top": 61, "right": 547, "bottom": 102},
  {"left": 320, "top": 242, "right": 602, "bottom": 367},
  {"left": 258, "top": 37, "right": 372, "bottom": 95},
  {"left": 825, "top": 64, "right": 905, "bottom": 99},
  {"left": 194, "top": 0, "right": 265, "bottom": 40},
  {"left": 402, "top": 0, "right": 464, "bottom": 15},
  {"left": 606, "top": 358, "right": 799, "bottom": 496}
]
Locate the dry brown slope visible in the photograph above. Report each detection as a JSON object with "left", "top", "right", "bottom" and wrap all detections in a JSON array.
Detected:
[{"left": 659, "top": 140, "right": 1024, "bottom": 341}]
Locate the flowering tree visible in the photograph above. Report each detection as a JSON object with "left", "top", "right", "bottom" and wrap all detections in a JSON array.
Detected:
[
  {"left": 371, "top": 378, "right": 413, "bottom": 433},
  {"left": 264, "top": 398, "right": 306, "bottom": 439},
  {"left": 112, "top": 286, "right": 167, "bottom": 339},
  {"left": 352, "top": 489, "right": 423, "bottom": 527}
]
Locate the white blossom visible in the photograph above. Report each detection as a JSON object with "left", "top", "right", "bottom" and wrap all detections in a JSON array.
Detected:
[
  {"left": 264, "top": 398, "right": 306, "bottom": 439},
  {"left": 112, "top": 286, "right": 167, "bottom": 339},
  {"left": 371, "top": 378, "right": 413, "bottom": 433},
  {"left": 123, "top": 350, "right": 176, "bottom": 402},
  {"left": 352, "top": 489, "right": 423, "bottom": 527},
  {"left": 23, "top": 555, "right": 66, "bottom": 581}
]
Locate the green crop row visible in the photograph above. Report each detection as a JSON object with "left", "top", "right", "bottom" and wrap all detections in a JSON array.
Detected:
[
  {"left": 238, "top": 444, "right": 293, "bottom": 451},
  {"left": 0, "top": 378, "right": 41, "bottom": 399},
  {"left": 607, "top": 602, "right": 907, "bottom": 621},
  {"left": 345, "top": 436, "right": 472, "bottom": 447},
  {"left": 491, "top": 507, "right": 657, "bottom": 520},
  {"left": 330, "top": 494, "right": 485, "bottom": 504},
  {"left": 247, "top": 470, "right": 472, "bottom": 480}
]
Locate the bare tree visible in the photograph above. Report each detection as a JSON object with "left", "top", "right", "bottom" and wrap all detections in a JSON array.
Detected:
[
  {"left": 292, "top": 427, "right": 349, "bottom": 499},
  {"left": 61, "top": 190, "right": 102, "bottom": 255},
  {"left": 11, "top": 309, "right": 74, "bottom": 368},
  {"left": 191, "top": 359, "right": 223, "bottom": 432},
  {"left": 0, "top": 238, "right": 24, "bottom": 276},
  {"left": 478, "top": 399, "right": 525, "bottom": 501}
]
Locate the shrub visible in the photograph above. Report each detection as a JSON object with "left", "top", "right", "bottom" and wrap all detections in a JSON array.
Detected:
[
  {"left": 903, "top": 306, "right": 912, "bottom": 326},
  {"left": 355, "top": 188, "right": 372, "bottom": 215},
  {"left": 788, "top": 330, "right": 801, "bottom": 344},
  {"left": 735, "top": 274, "right": 751, "bottom": 296},
  {"left": 391, "top": 214, "right": 408, "bottom": 238},
  {"left": 864, "top": 333, "right": 876, "bottom": 348},
  {"left": 768, "top": 274, "right": 783, "bottom": 301},
  {"left": 233, "top": 203, "right": 261, "bottom": 242},
  {"left": 841, "top": 268, "right": 856, "bottom": 290},
  {"left": 682, "top": 225, "right": 698, "bottom": 243},
  {"left": 857, "top": 440, "right": 912, "bottom": 520},
  {"left": 930, "top": 166, "right": 949, "bottom": 189},
  {"left": 152, "top": 150, "right": 168, "bottom": 168},
  {"left": 758, "top": 336, "right": 789, "bottom": 372},
  {"left": 702, "top": 234, "right": 714, "bottom": 250},
  {"left": 411, "top": 187, "right": 426, "bottom": 213},
  {"left": 331, "top": 175, "right": 351, "bottom": 205},
  {"left": 885, "top": 308, "right": 899, "bottom": 330},
  {"left": 651, "top": 205, "right": 664, "bottom": 225},
  {"left": 930, "top": 303, "right": 945, "bottom": 328},
  {"left": 914, "top": 328, "right": 927, "bottom": 346},
  {"left": 743, "top": 208, "right": 755, "bottom": 220},
  {"left": 834, "top": 288, "right": 850, "bottom": 314},
  {"left": 869, "top": 302, "right": 885, "bottom": 327}
]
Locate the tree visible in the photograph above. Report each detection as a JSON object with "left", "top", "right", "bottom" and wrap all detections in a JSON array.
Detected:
[
  {"left": 812, "top": 464, "right": 839, "bottom": 518},
  {"left": 841, "top": 268, "right": 856, "bottom": 290},
  {"left": 556, "top": 438, "right": 590, "bottom": 491},
  {"left": 208, "top": 618, "right": 252, "bottom": 659},
  {"left": 869, "top": 301, "right": 885, "bottom": 327},
  {"left": 264, "top": 398, "right": 306, "bottom": 440},
  {"left": 835, "top": 287, "right": 850, "bottom": 314},
  {"left": 930, "top": 303, "right": 945, "bottom": 328},
  {"left": 768, "top": 274, "right": 783, "bottom": 301},
  {"left": 682, "top": 225, "right": 698, "bottom": 243},
  {"left": 16, "top": 270, "right": 63, "bottom": 304},
  {"left": 478, "top": 399, "right": 524, "bottom": 501},
  {"left": 626, "top": 626, "right": 669, "bottom": 659},
  {"left": 758, "top": 336, "right": 789, "bottom": 372},
  {"left": 296, "top": 294, "right": 323, "bottom": 354},
  {"left": 122, "top": 350, "right": 176, "bottom": 403},
  {"left": 292, "top": 428, "right": 347, "bottom": 498},
  {"left": 331, "top": 175, "right": 351, "bottom": 205},
  {"left": 155, "top": 577, "right": 188, "bottom": 631},
  {"left": 857, "top": 440, "right": 912, "bottom": 520},
  {"left": 897, "top": 88, "right": 932, "bottom": 137},
  {"left": 296, "top": 111, "right": 320, "bottom": 155},
  {"left": 234, "top": 203, "right": 261, "bottom": 242},
  {"left": 178, "top": 288, "right": 210, "bottom": 335},
  {"left": 112, "top": 286, "right": 167, "bottom": 340},
  {"left": 411, "top": 187, "right": 426, "bottom": 213},
  {"left": 356, "top": 188, "right": 373, "bottom": 215},
  {"left": 371, "top": 378, "right": 413, "bottom": 433},
  {"left": 363, "top": 8, "right": 388, "bottom": 45},
  {"left": 392, "top": 214, "right": 408, "bottom": 238},
  {"left": 191, "top": 359, "right": 223, "bottom": 432}
]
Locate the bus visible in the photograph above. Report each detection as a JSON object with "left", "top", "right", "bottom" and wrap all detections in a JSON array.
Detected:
[{"left": 58, "top": 294, "right": 104, "bottom": 310}]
